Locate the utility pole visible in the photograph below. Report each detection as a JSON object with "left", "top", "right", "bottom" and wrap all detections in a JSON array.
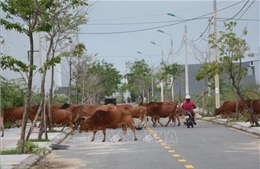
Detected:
[
  {"left": 214, "top": 0, "right": 220, "bottom": 108},
  {"left": 184, "top": 24, "right": 189, "bottom": 96},
  {"left": 170, "top": 38, "right": 174, "bottom": 101}
]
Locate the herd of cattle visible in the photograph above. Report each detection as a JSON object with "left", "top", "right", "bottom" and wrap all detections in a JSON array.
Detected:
[{"left": 0, "top": 98, "right": 259, "bottom": 141}]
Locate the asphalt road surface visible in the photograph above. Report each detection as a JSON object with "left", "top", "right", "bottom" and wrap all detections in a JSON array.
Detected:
[{"left": 30, "top": 118, "right": 260, "bottom": 169}]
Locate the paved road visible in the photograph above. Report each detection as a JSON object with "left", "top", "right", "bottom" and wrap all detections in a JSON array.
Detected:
[{"left": 30, "top": 118, "right": 260, "bottom": 169}]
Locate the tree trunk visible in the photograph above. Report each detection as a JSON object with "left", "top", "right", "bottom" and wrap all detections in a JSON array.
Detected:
[{"left": 18, "top": 34, "right": 34, "bottom": 153}]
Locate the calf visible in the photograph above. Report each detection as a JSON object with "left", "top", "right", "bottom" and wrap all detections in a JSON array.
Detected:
[{"left": 79, "top": 109, "right": 138, "bottom": 142}]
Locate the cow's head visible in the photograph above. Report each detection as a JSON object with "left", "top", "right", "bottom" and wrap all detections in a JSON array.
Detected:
[
  {"left": 213, "top": 108, "right": 221, "bottom": 116},
  {"left": 79, "top": 117, "right": 90, "bottom": 133}
]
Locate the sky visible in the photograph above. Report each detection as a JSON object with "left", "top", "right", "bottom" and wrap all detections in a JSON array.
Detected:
[
  {"left": 78, "top": 0, "right": 259, "bottom": 75},
  {"left": 0, "top": 0, "right": 259, "bottom": 90}
]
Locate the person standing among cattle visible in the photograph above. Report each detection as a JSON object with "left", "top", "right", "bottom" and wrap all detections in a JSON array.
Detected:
[{"left": 182, "top": 95, "right": 197, "bottom": 125}]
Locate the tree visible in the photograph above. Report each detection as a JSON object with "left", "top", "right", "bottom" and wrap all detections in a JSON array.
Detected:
[
  {"left": 196, "top": 22, "right": 257, "bottom": 125},
  {"left": 162, "top": 63, "right": 184, "bottom": 102},
  {"left": 128, "top": 59, "right": 152, "bottom": 102},
  {"left": 86, "top": 60, "right": 122, "bottom": 104},
  {"left": 0, "top": 0, "right": 59, "bottom": 153}
]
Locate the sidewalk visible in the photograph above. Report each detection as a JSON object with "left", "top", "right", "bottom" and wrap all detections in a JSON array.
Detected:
[
  {"left": 200, "top": 117, "right": 260, "bottom": 136},
  {"left": 0, "top": 125, "right": 71, "bottom": 169}
]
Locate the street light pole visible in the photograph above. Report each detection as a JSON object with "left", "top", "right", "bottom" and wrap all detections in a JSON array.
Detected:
[
  {"left": 137, "top": 51, "right": 154, "bottom": 101},
  {"left": 157, "top": 29, "right": 174, "bottom": 101},
  {"left": 150, "top": 41, "right": 164, "bottom": 102},
  {"left": 167, "top": 13, "right": 189, "bottom": 96}
]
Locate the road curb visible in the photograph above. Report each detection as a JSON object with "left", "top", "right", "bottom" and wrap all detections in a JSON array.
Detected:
[
  {"left": 13, "top": 128, "right": 72, "bottom": 169},
  {"left": 199, "top": 117, "right": 260, "bottom": 137}
]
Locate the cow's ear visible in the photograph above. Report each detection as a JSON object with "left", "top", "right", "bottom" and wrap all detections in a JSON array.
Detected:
[{"left": 79, "top": 117, "right": 86, "bottom": 121}]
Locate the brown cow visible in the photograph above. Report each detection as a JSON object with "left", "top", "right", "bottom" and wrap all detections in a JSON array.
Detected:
[
  {"left": 139, "top": 101, "right": 178, "bottom": 127},
  {"left": 79, "top": 109, "right": 138, "bottom": 142},
  {"left": 248, "top": 98, "right": 260, "bottom": 126},
  {"left": 74, "top": 104, "right": 117, "bottom": 120},
  {"left": 214, "top": 99, "right": 252, "bottom": 122},
  {"left": 0, "top": 109, "right": 4, "bottom": 137},
  {"left": 3, "top": 107, "right": 25, "bottom": 128},
  {"left": 29, "top": 105, "right": 74, "bottom": 134},
  {"left": 172, "top": 105, "right": 183, "bottom": 126},
  {"left": 73, "top": 104, "right": 117, "bottom": 129},
  {"left": 118, "top": 105, "right": 147, "bottom": 127}
]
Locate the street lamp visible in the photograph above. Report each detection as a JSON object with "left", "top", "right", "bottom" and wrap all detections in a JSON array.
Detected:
[
  {"left": 167, "top": 13, "right": 189, "bottom": 96},
  {"left": 150, "top": 41, "right": 164, "bottom": 102},
  {"left": 137, "top": 51, "right": 154, "bottom": 101},
  {"left": 157, "top": 29, "right": 174, "bottom": 101}
]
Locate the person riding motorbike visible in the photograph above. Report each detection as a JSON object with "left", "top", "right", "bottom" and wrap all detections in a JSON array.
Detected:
[{"left": 182, "top": 95, "right": 197, "bottom": 125}]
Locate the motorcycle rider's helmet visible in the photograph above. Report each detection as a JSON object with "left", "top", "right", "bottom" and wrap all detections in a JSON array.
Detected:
[{"left": 185, "top": 95, "right": 191, "bottom": 100}]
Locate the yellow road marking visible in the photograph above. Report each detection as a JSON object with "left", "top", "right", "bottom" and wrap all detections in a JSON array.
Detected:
[
  {"left": 173, "top": 154, "right": 180, "bottom": 157},
  {"left": 168, "top": 150, "right": 175, "bottom": 153},
  {"left": 178, "top": 159, "right": 186, "bottom": 162},
  {"left": 185, "top": 165, "right": 194, "bottom": 168},
  {"left": 161, "top": 143, "right": 167, "bottom": 146},
  {"left": 164, "top": 146, "right": 171, "bottom": 149},
  {"left": 158, "top": 140, "right": 163, "bottom": 143}
]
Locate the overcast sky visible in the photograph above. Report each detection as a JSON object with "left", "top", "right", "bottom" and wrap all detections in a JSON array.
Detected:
[{"left": 78, "top": 0, "right": 259, "bottom": 75}]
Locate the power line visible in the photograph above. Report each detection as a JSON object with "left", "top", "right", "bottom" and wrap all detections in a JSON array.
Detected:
[
  {"left": 220, "top": 0, "right": 250, "bottom": 22},
  {"left": 78, "top": 0, "right": 252, "bottom": 35}
]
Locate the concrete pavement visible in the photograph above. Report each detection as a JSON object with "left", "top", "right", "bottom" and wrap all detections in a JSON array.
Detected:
[
  {"left": 0, "top": 125, "right": 72, "bottom": 169},
  {"left": 0, "top": 118, "right": 259, "bottom": 169}
]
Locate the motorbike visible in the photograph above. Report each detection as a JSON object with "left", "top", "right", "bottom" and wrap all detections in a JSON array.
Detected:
[{"left": 184, "top": 111, "right": 194, "bottom": 128}]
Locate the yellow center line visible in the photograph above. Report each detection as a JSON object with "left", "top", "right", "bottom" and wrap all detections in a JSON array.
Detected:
[
  {"left": 146, "top": 128, "right": 194, "bottom": 168},
  {"left": 178, "top": 159, "right": 186, "bottom": 162},
  {"left": 185, "top": 165, "right": 194, "bottom": 168}
]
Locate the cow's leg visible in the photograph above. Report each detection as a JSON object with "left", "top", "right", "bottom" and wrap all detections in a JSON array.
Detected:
[
  {"left": 128, "top": 123, "right": 138, "bottom": 141},
  {"left": 0, "top": 125, "right": 3, "bottom": 137},
  {"left": 157, "top": 118, "right": 164, "bottom": 127},
  {"left": 142, "top": 115, "right": 148, "bottom": 128},
  {"left": 226, "top": 112, "right": 231, "bottom": 122},
  {"left": 176, "top": 114, "right": 180, "bottom": 126},
  {"left": 102, "top": 130, "right": 106, "bottom": 142},
  {"left": 91, "top": 131, "right": 97, "bottom": 141},
  {"left": 0, "top": 117, "right": 4, "bottom": 137},
  {"left": 69, "top": 122, "right": 74, "bottom": 135},
  {"left": 119, "top": 125, "right": 127, "bottom": 141},
  {"left": 165, "top": 116, "right": 174, "bottom": 127},
  {"left": 151, "top": 117, "right": 157, "bottom": 127}
]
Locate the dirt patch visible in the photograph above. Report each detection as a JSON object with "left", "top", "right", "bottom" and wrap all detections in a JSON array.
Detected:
[{"left": 30, "top": 152, "right": 85, "bottom": 169}]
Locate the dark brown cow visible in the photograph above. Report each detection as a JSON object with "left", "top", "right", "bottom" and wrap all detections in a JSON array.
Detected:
[
  {"left": 3, "top": 107, "right": 24, "bottom": 127},
  {"left": 248, "top": 98, "right": 260, "bottom": 125},
  {"left": 118, "top": 105, "right": 147, "bottom": 127},
  {"left": 139, "top": 101, "right": 178, "bottom": 127},
  {"left": 79, "top": 109, "right": 138, "bottom": 142},
  {"left": 29, "top": 105, "right": 74, "bottom": 134},
  {"left": 0, "top": 109, "right": 4, "bottom": 137},
  {"left": 214, "top": 99, "right": 252, "bottom": 122}
]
